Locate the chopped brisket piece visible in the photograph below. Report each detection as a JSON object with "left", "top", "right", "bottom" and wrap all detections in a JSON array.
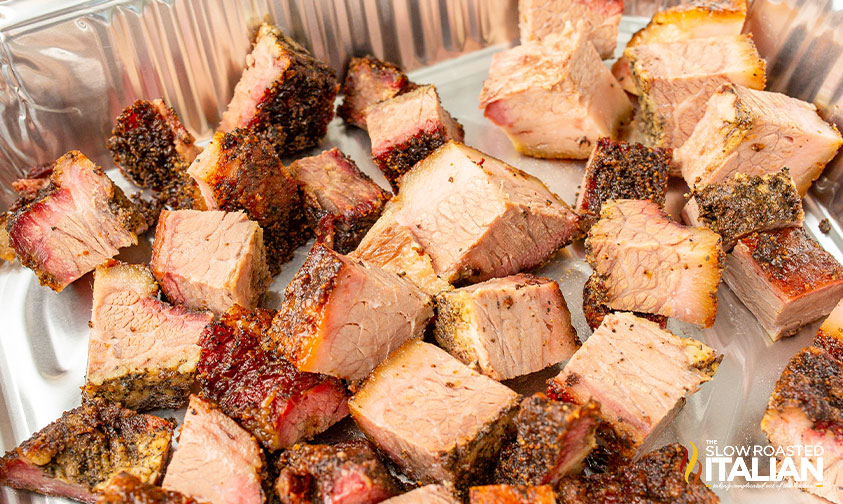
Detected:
[
  {"left": 12, "top": 177, "right": 50, "bottom": 200},
  {"left": 434, "top": 274, "right": 580, "bottom": 380},
  {"left": 683, "top": 169, "right": 804, "bottom": 250},
  {"left": 586, "top": 199, "right": 724, "bottom": 327},
  {"left": 162, "top": 395, "right": 264, "bottom": 504},
  {"left": 548, "top": 313, "right": 720, "bottom": 458},
  {"left": 382, "top": 485, "right": 459, "bottom": 504},
  {"left": 337, "top": 56, "right": 415, "bottom": 130},
  {"left": 96, "top": 473, "right": 199, "bottom": 504},
  {"left": 469, "top": 484, "right": 556, "bottom": 504},
  {"left": 274, "top": 439, "right": 399, "bottom": 504},
  {"left": 198, "top": 305, "right": 348, "bottom": 451},
  {"left": 271, "top": 243, "right": 432, "bottom": 380},
  {"left": 519, "top": 0, "right": 623, "bottom": 59},
  {"left": 575, "top": 138, "right": 671, "bottom": 229},
  {"left": 723, "top": 227, "right": 843, "bottom": 340},
  {"left": 0, "top": 399, "right": 173, "bottom": 504},
  {"left": 556, "top": 443, "right": 720, "bottom": 503},
  {"left": 479, "top": 33, "right": 632, "bottom": 159},
  {"left": 676, "top": 84, "right": 843, "bottom": 195},
  {"left": 150, "top": 209, "right": 271, "bottom": 314},
  {"left": 581, "top": 274, "right": 667, "bottom": 330},
  {"left": 0, "top": 213, "right": 13, "bottom": 263},
  {"left": 367, "top": 85, "right": 464, "bottom": 190},
  {"left": 219, "top": 23, "right": 338, "bottom": 156},
  {"left": 289, "top": 148, "right": 390, "bottom": 253},
  {"left": 349, "top": 340, "right": 520, "bottom": 490},
  {"left": 6, "top": 151, "right": 146, "bottom": 292},
  {"left": 187, "top": 128, "right": 306, "bottom": 272},
  {"left": 391, "top": 142, "right": 581, "bottom": 283},
  {"left": 495, "top": 394, "right": 599, "bottom": 486},
  {"left": 84, "top": 261, "right": 213, "bottom": 411}
]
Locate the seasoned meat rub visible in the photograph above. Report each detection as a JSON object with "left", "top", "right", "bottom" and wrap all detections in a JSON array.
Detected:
[
  {"left": 816, "top": 297, "right": 843, "bottom": 357},
  {"left": 97, "top": 473, "right": 199, "bottom": 504},
  {"left": 470, "top": 484, "right": 557, "bottom": 504},
  {"left": 382, "top": 485, "right": 459, "bottom": 504},
  {"left": 338, "top": 56, "right": 415, "bottom": 130},
  {"left": 581, "top": 274, "right": 667, "bottom": 330},
  {"left": 519, "top": 0, "right": 623, "bottom": 59},
  {"left": 0, "top": 213, "right": 14, "bottom": 263}
]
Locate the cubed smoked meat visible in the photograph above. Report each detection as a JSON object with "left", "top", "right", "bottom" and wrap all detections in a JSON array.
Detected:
[
  {"left": 0, "top": 213, "right": 14, "bottom": 262},
  {"left": 391, "top": 142, "right": 581, "bottom": 284},
  {"left": 495, "top": 394, "right": 599, "bottom": 486},
  {"left": 198, "top": 305, "right": 348, "bottom": 451},
  {"left": 676, "top": 84, "right": 843, "bottom": 195},
  {"left": 469, "top": 484, "right": 557, "bottom": 504},
  {"left": 150, "top": 209, "right": 271, "bottom": 314},
  {"left": 271, "top": 243, "right": 432, "bottom": 380},
  {"left": 84, "top": 261, "right": 212, "bottom": 411},
  {"left": 349, "top": 340, "right": 520, "bottom": 490},
  {"left": 575, "top": 138, "right": 671, "bottom": 229},
  {"left": 162, "top": 395, "right": 264, "bottom": 504},
  {"left": 816, "top": 298, "right": 843, "bottom": 359},
  {"left": 479, "top": 33, "right": 631, "bottom": 159},
  {"left": 548, "top": 313, "right": 720, "bottom": 458},
  {"left": 556, "top": 444, "right": 720, "bottom": 503},
  {"left": 6, "top": 151, "right": 146, "bottom": 292},
  {"left": 581, "top": 274, "right": 667, "bottom": 331},
  {"left": 187, "top": 128, "right": 307, "bottom": 272},
  {"left": 219, "top": 23, "right": 338, "bottom": 156},
  {"left": 434, "top": 274, "right": 580, "bottom": 380},
  {"left": 0, "top": 399, "right": 173, "bottom": 504},
  {"left": 96, "top": 473, "right": 199, "bottom": 504},
  {"left": 519, "top": 0, "right": 623, "bottom": 59},
  {"left": 274, "top": 440, "right": 399, "bottom": 504},
  {"left": 724, "top": 227, "right": 843, "bottom": 341},
  {"left": 367, "top": 85, "right": 464, "bottom": 190},
  {"left": 337, "top": 56, "right": 414, "bottom": 130},
  {"left": 382, "top": 485, "right": 459, "bottom": 504},
  {"left": 289, "top": 148, "right": 390, "bottom": 253}
]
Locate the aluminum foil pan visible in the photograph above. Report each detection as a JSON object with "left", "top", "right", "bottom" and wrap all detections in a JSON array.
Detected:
[{"left": 0, "top": 1, "right": 841, "bottom": 503}]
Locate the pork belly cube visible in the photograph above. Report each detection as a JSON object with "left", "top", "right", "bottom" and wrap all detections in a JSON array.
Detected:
[
  {"left": 724, "top": 227, "right": 843, "bottom": 341},
  {"left": 84, "top": 261, "right": 213, "bottom": 411},
  {"left": 575, "top": 138, "right": 671, "bottom": 229},
  {"left": 470, "top": 485, "right": 556, "bottom": 504},
  {"left": 289, "top": 148, "right": 390, "bottom": 253},
  {"left": 816, "top": 298, "right": 843, "bottom": 359},
  {"left": 0, "top": 399, "right": 173, "bottom": 504},
  {"left": 548, "top": 313, "right": 720, "bottom": 458},
  {"left": 519, "top": 0, "right": 622, "bottom": 59},
  {"left": 187, "top": 129, "right": 306, "bottom": 272},
  {"left": 382, "top": 485, "right": 459, "bottom": 504},
  {"left": 198, "top": 305, "right": 348, "bottom": 451},
  {"left": 495, "top": 394, "right": 599, "bottom": 486},
  {"left": 349, "top": 340, "right": 520, "bottom": 488},
  {"left": 627, "top": 34, "right": 766, "bottom": 151},
  {"left": 150, "top": 209, "right": 271, "bottom": 314},
  {"left": 676, "top": 84, "right": 843, "bottom": 195},
  {"left": 274, "top": 440, "right": 399, "bottom": 503},
  {"left": 556, "top": 444, "right": 719, "bottom": 503},
  {"left": 682, "top": 169, "right": 804, "bottom": 250},
  {"left": 479, "top": 33, "right": 632, "bottom": 159},
  {"left": 337, "top": 56, "right": 415, "bottom": 130},
  {"left": 97, "top": 473, "right": 199, "bottom": 504},
  {"left": 581, "top": 274, "right": 667, "bottom": 330},
  {"left": 6, "top": 151, "right": 146, "bottom": 292},
  {"left": 392, "top": 142, "right": 581, "bottom": 283},
  {"left": 162, "top": 395, "right": 264, "bottom": 504},
  {"left": 434, "top": 274, "right": 580, "bottom": 380},
  {"left": 271, "top": 243, "right": 433, "bottom": 380},
  {"left": 586, "top": 199, "right": 724, "bottom": 327}
]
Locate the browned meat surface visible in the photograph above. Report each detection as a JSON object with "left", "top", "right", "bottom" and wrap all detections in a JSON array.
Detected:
[
  {"left": 289, "top": 148, "right": 390, "bottom": 253},
  {"left": 496, "top": 394, "right": 599, "bottom": 486},
  {"left": 6, "top": 151, "right": 146, "bottom": 292},
  {"left": 150, "top": 209, "right": 271, "bottom": 314},
  {"left": 676, "top": 83, "right": 842, "bottom": 195},
  {"left": 198, "top": 305, "right": 348, "bottom": 451},
  {"left": 556, "top": 444, "right": 720, "bottom": 503},
  {"left": 519, "top": 0, "right": 622, "bottom": 59},
  {"left": 0, "top": 399, "right": 173, "bottom": 504},
  {"left": 271, "top": 243, "right": 432, "bottom": 380},
  {"left": 0, "top": 212, "right": 14, "bottom": 262},
  {"left": 381, "top": 485, "right": 459, "bottom": 503},
  {"left": 469, "top": 484, "right": 556, "bottom": 504},
  {"left": 724, "top": 227, "right": 843, "bottom": 340},
  {"left": 187, "top": 128, "right": 306, "bottom": 273},
  {"left": 683, "top": 169, "right": 804, "bottom": 250},
  {"left": 96, "top": 473, "right": 199, "bottom": 504},
  {"left": 548, "top": 313, "right": 720, "bottom": 458},
  {"left": 219, "top": 23, "right": 338, "bottom": 156},
  {"left": 84, "top": 260, "right": 213, "bottom": 411},
  {"left": 162, "top": 395, "right": 264, "bottom": 504},
  {"left": 586, "top": 199, "right": 723, "bottom": 327},
  {"left": 479, "top": 33, "right": 631, "bottom": 159},
  {"left": 575, "top": 138, "right": 670, "bottom": 230},
  {"left": 581, "top": 274, "right": 667, "bottom": 330},
  {"left": 816, "top": 298, "right": 843, "bottom": 360},
  {"left": 337, "top": 56, "right": 415, "bottom": 130},
  {"left": 367, "top": 85, "right": 464, "bottom": 190},
  {"left": 350, "top": 340, "right": 520, "bottom": 490},
  {"left": 274, "top": 440, "right": 399, "bottom": 504},
  {"left": 391, "top": 142, "right": 581, "bottom": 284},
  {"left": 12, "top": 177, "right": 50, "bottom": 200},
  {"left": 434, "top": 274, "right": 580, "bottom": 380}
]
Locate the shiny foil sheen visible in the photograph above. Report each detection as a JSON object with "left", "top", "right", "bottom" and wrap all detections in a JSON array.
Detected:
[{"left": 0, "top": 1, "right": 840, "bottom": 503}]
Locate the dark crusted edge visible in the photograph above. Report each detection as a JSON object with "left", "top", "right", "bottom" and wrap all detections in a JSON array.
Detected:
[
  {"left": 373, "top": 127, "right": 451, "bottom": 192},
  {"left": 83, "top": 367, "right": 194, "bottom": 412}
]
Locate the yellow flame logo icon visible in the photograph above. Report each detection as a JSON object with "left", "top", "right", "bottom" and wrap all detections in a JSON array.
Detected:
[{"left": 685, "top": 441, "right": 699, "bottom": 484}]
